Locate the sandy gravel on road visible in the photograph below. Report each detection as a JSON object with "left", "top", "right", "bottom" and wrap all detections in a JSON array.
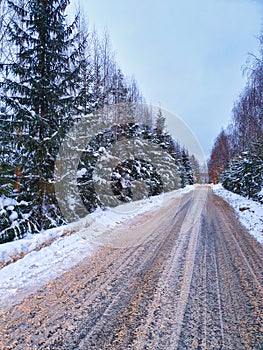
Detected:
[{"left": 0, "top": 187, "right": 262, "bottom": 350}]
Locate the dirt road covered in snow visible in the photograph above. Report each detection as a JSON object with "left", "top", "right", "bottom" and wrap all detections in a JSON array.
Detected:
[{"left": 0, "top": 187, "right": 262, "bottom": 349}]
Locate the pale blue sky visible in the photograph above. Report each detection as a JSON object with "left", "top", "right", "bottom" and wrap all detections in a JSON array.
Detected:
[{"left": 75, "top": 0, "right": 262, "bottom": 160}]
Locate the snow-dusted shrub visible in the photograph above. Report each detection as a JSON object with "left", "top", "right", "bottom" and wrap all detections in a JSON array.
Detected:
[
  {"left": 221, "top": 147, "right": 263, "bottom": 203},
  {"left": 0, "top": 196, "right": 29, "bottom": 243},
  {"left": 76, "top": 123, "right": 183, "bottom": 211}
]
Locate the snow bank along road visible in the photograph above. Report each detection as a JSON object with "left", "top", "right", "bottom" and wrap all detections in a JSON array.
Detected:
[{"left": 0, "top": 187, "right": 262, "bottom": 349}]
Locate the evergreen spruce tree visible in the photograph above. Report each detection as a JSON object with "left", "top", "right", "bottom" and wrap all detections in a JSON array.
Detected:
[
  {"left": 180, "top": 148, "right": 194, "bottom": 186},
  {"left": 111, "top": 68, "right": 128, "bottom": 104},
  {"left": 77, "top": 120, "right": 182, "bottom": 209},
  {"left": 155, "top": 107, "right": 166, "bottom": 136},
  {"left": 0, "top": 0, "right": 83, "bottom": 234},
  {"left": 222, "top": 143, "right": 263, "bottom": 202},
  {"left": 190, "top": 155, "right": 201, "bottom": 184}
]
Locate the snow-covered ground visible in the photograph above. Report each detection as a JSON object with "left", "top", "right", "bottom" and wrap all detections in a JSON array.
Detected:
[
  {"left": 213, "top": 184, "right": 263, "bottom": 244},
  {"left": 0, "top": 186, "right": 193, "bottom": 309},
  {"left": 1, "top": 184, "right": 261, "bottom": 310}
]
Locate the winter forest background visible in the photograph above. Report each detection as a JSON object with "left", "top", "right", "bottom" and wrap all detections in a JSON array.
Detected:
[
  {"left": 208, "top": 34, "right": 263, "bottom": 203},
  {"left": 0, "top": 0, "right": 201, "bottom": 243},
  {"left": 0, "top": 0, "right": 262, "bottom": 245}
]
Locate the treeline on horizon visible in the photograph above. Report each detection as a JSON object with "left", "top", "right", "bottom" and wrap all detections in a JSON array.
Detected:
[
  {"left": 0, "top": 0, "right": 202, "bottom": 243},
  {"left": 208, "top": 34, "right": 263, "bottom": 202}
]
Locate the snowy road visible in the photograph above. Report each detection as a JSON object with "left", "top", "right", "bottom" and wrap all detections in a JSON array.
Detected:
[{"left": 0, "top": 187, "right": 262, "bottom": 349}]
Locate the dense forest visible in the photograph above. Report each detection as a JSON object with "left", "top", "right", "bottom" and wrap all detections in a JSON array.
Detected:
[
  {"left": 208, "top": 35, "right": 263, "bottom": 203},
  {"left": 0, "top": 0, "right": 199, "bottom": 243}
]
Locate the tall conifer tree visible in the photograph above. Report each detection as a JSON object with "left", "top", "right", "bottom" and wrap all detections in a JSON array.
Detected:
[{"left": 0, "top": 0, "right": 83, "bottom": 230}]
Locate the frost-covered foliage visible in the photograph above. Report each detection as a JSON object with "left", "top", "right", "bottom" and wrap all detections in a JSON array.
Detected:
[
  {"left": 0, "top": 0, "right": 143, "bottom": 242},
  {"left": 0, "top": 196, "right": 31, "bottom": 243},
  {"left": 77, "top": 122, "right": 189, "bottom": 212},
  {"left": 209, "top": 32, "right": 263, "bottom": 198},
  {"left": 179, "top": 148, "right": 194, "bottom": 187},
  {"left": 221, "top": 144, "right": 263, "bottom": 203},
  {"left": 0, "top": 0, "right": 83, "bottom": 235},
  {"left": 0, "top": 1, "right": 197, "bottom": 243}
]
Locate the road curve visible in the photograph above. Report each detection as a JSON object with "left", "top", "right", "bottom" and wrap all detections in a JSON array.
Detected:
[{"left": 0, "top": 187, "right": 262, "bottom": 349}]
